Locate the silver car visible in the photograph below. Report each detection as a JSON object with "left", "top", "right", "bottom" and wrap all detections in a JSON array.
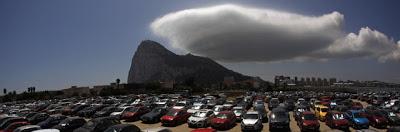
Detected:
[{"left": 241, "top": 111, "right": 263, "bottom": 131}]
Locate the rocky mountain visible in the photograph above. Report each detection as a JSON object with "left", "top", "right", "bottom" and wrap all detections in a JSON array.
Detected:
[{"left": 128, "top": 40, "right": 253, "bottom": 84}]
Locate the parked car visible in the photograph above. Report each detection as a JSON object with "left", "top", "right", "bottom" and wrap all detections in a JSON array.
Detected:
[
  {"left": 73, "top": 116, "right": 120, "bottom": 132},
  {"left": 77, "top": 105, "right": 105, "bottom": 118},
  {"left": 294, "top": 106, "right": 308, "bottom": 121},
  {"left": 52, "top": 117, "right": 86, "bottom": 132},
  {"left": 187, "top": 103, "right": 207, "bottom": 114},
  {"left": 104, "top": 124, "right": 140, "bottom": 132},
  {"left": 240, "top": 111, "right": 263, "bottom": 131},
  {"left": 380, "top": 109, "right": 400, "bottom": 126},
  {"left": 269, "top": 108, "right": 290, "bottom": 130},
  {"left": 93, "top": 106, "right": 119, "bottom": 118},
  {"left": 297, "top": 111, "right": 320, "bottom": 131},
  {"left": 187, "top": 109, "right": 214, "bottom": 128},
  {"left": 365, "top": 110, "right": 388, "bottom": 128},
  {"left": 71, "top": 105, "right": 89, "bottom": 116},
  {"left": 161, "top": 109, "right": 191, "bottom": 126},
  {"left": 13, "top": 125, "right": 41, "bottom": 132},
  {"left": 140, "top": 107, "right": 168, "bottom": 123},
  {"left": 0, "top": 117, "right": 28, "bottom": 130},
  {"left": 110, "top": 106, "right": 130, "bottom": 119},
  {"left": 121, "top": 106, "right": 150, "bottom": 121},
  {"left": 0, "top": 121, "right": 30, "bottom": 132},
  {"left": 27, "top": 113, "right": 50, "bottom": 124},
  {"left": 210, "top": 111, "right": 236, "bottom": 130},
  {"left": 344, "top": 110, "right": 369, "bottom": 129},
  {"left": 314, "top": 105, "right": 329, "bottom": 121},
  {"left": 37, "top": 115, "right": 67, "bottom": 129},
  {"left": 211, "top": 105, "right": 224, "bottom": 115},
  {"left": 325, "top": 111, "right": 349, "bottom": 130},
  {"left": 190, "top": 128, "right": 216, "bottom": 132},
  {"left": 268, "top": 98, "right": 279, "bottom": 110},
  {"left": 232, "top": 107, "right": 245, "bottom": 122}
]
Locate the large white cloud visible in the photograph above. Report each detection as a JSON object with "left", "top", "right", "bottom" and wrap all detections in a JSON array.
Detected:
[{"left": 150, "top": 4, "right": 400, "bottom": 62}]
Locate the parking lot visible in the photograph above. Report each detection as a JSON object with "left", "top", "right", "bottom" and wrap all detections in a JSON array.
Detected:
[
  {"left": 1, "top": 91, "right": 398, "bottom": 132},
  {"left": 121, "top": 101, "right": 387, "bottom": 132}
]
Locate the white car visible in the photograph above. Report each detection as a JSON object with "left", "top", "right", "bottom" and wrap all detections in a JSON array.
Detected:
[
  {"left": 187, "top": 109, "right": 214, "bottom": 128},
  {"left": 172, "top": 101, "right": 188, "bottom": 110},
  {"left": 187, "top": 103, "right": 206, "bottom": 113},
  {"left": 212, "top": 105, "right": 224, "bottom": 115},
  {"left": 241, "top": 111, "right": 263, "bottom": 131},
  {"left": 110, "top": 106, "right": 130, "bottom": 118}
]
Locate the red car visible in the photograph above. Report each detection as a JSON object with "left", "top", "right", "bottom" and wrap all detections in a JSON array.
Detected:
[
  {"left": 161, "top": 109, "right": 191, "bottom": 126},
  {"left": 366, "top": 110, "right": 388, "bottom": 128},
  {"left": 325, "top": 111, "right": 349, "bottom": 130},
  {"left": 210, "top": 111, "right": 236, "bottom": 130},
  {"left": 191, "top": 128, "right": 217, "bottom": 132},
  {"left": 121, "top": 106, "right": 150, "bottom": 121},
  {"left": 0, "top": 121, "right": 30, "bottom": 132},
  {"left": 297, "top": 111, "right": 320, "bottom": 131}
]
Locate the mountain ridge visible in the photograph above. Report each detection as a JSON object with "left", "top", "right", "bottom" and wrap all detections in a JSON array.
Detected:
[{"left": 127, "top": 40, "right": 254, "bottom": 85}]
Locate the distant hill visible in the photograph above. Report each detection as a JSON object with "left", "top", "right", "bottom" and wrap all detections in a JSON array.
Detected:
[{"left": 127, "top": 40, "right": 254, "bottom": 85}]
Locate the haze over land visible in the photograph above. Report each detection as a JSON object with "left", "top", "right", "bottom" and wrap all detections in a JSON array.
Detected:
[{"left": 1, "top": 1, "right": 400, "bottom": 92}]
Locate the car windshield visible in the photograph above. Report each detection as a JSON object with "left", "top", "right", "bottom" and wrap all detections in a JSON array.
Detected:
[
  {"left": 166, "top": 111, "right": 178, "bottom": 116},
  {"left": 213, "top": 107, "right": 222, "bottom": 111},
  {"left": 353, "top": 112, "right": 365, "bottom": 118},
  {"left": 271, "top": 111, "right": 287, "bottom": 119},
  {"left": 125, "top": 107, "right": 138, "bottom": 112},
  {"left": 333, "top": 114, "right": 345, "bottom": 119},
  {"left": 389, "top": 112, "right": 397, "bottom": 117},
  {"left": 192, "top": 105, "right": 201, "bottom": 110},
  {"left": 321, "top": 108, "right": 328, "bottom": 112},
  {"left": 303, "top": 114, "right": 316, "bottom": 120},
  {"left": 233, "top": 109, "right": 243, "bottom": 114},
  {"left": 243, "top": 114, "right": 258, "bottom": 119},
  {"left": 152, "top": 108, "right": 162, "bottom": 113},
  {"left": 216, "top": 113, "right": 228, "bottom": 119},
  {"left": 193, "top": 111, "right": 207, "bottom": 118},
  {"left": 270, "top": 100, "right": 279, "bottom": 104}
]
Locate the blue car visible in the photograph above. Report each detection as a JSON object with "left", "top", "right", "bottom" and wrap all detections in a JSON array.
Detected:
[{"left": 345, "top": 110, "right": 369, "bottom": 129}]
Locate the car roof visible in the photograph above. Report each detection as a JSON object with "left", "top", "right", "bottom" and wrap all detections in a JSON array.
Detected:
[
  {"left": 246, "top": 111, "right": 259, "bottom": 114},
  {"left": 219, "top": 111, "right": 232, "bottom": 114}
]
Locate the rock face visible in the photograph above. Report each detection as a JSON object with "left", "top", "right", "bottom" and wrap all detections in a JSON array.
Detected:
[{"left": 127, "top": 40, "right": 251, "bottom": 84}]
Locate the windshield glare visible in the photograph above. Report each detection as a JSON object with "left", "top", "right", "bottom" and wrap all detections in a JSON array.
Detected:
[
  {"left": 166, "top": 111, "right": 178, "bottom": 116},
  {"left": 333, "top": 114, "right": 345, "bottom": 119},
  {"left": 216, "top": 113, "right": 228, "bottom": 119},
  {"left": 193, "top": 112, "right": 207, "bottom": 118}
]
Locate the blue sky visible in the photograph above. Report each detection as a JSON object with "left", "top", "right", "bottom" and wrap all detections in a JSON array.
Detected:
[{"left": 1, "top": 0, "right": 399, "bottom": 92}]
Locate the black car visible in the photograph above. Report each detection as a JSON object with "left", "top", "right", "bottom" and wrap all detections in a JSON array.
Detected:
[
  {"left": 27, "top": 113, "right": 50, "bottom": 124},
  {"left": 268, "top": 98, "right": 279, "bottom": 110},
  {"left": 93, "top": 106, "right": 119, "bottom": 118},
  {"left": 53, "top": 117, "right": 86, "bottom": 132},
  {"left": 71, "top": 105, "right": 90, "bottom": 116},
  {"left": 140, "top": 107, "right": 168, "bottom": 123},
  {"left": 0, "top": 117, "right": 28, "bottom": 130},
  {"left": 269, "top": 108, "right": 290, "bottom": 131},
  {"left": 77, "top": 105, "right": 106, "bottom": 118},
  {"left": 284, "top": 99, "right": 295, "bottom": 111},
  {"left": 104, "top": 124, "right": 141, "bottom": 132},
  {"left": 37, "top": 115, "right": 67, "bottom": 128},
  {"left": 73, "top": 116, "right": 121, "bottom": 132},
  {"left": 380, "top": 109, "right": 400, "bottom": 126}
]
